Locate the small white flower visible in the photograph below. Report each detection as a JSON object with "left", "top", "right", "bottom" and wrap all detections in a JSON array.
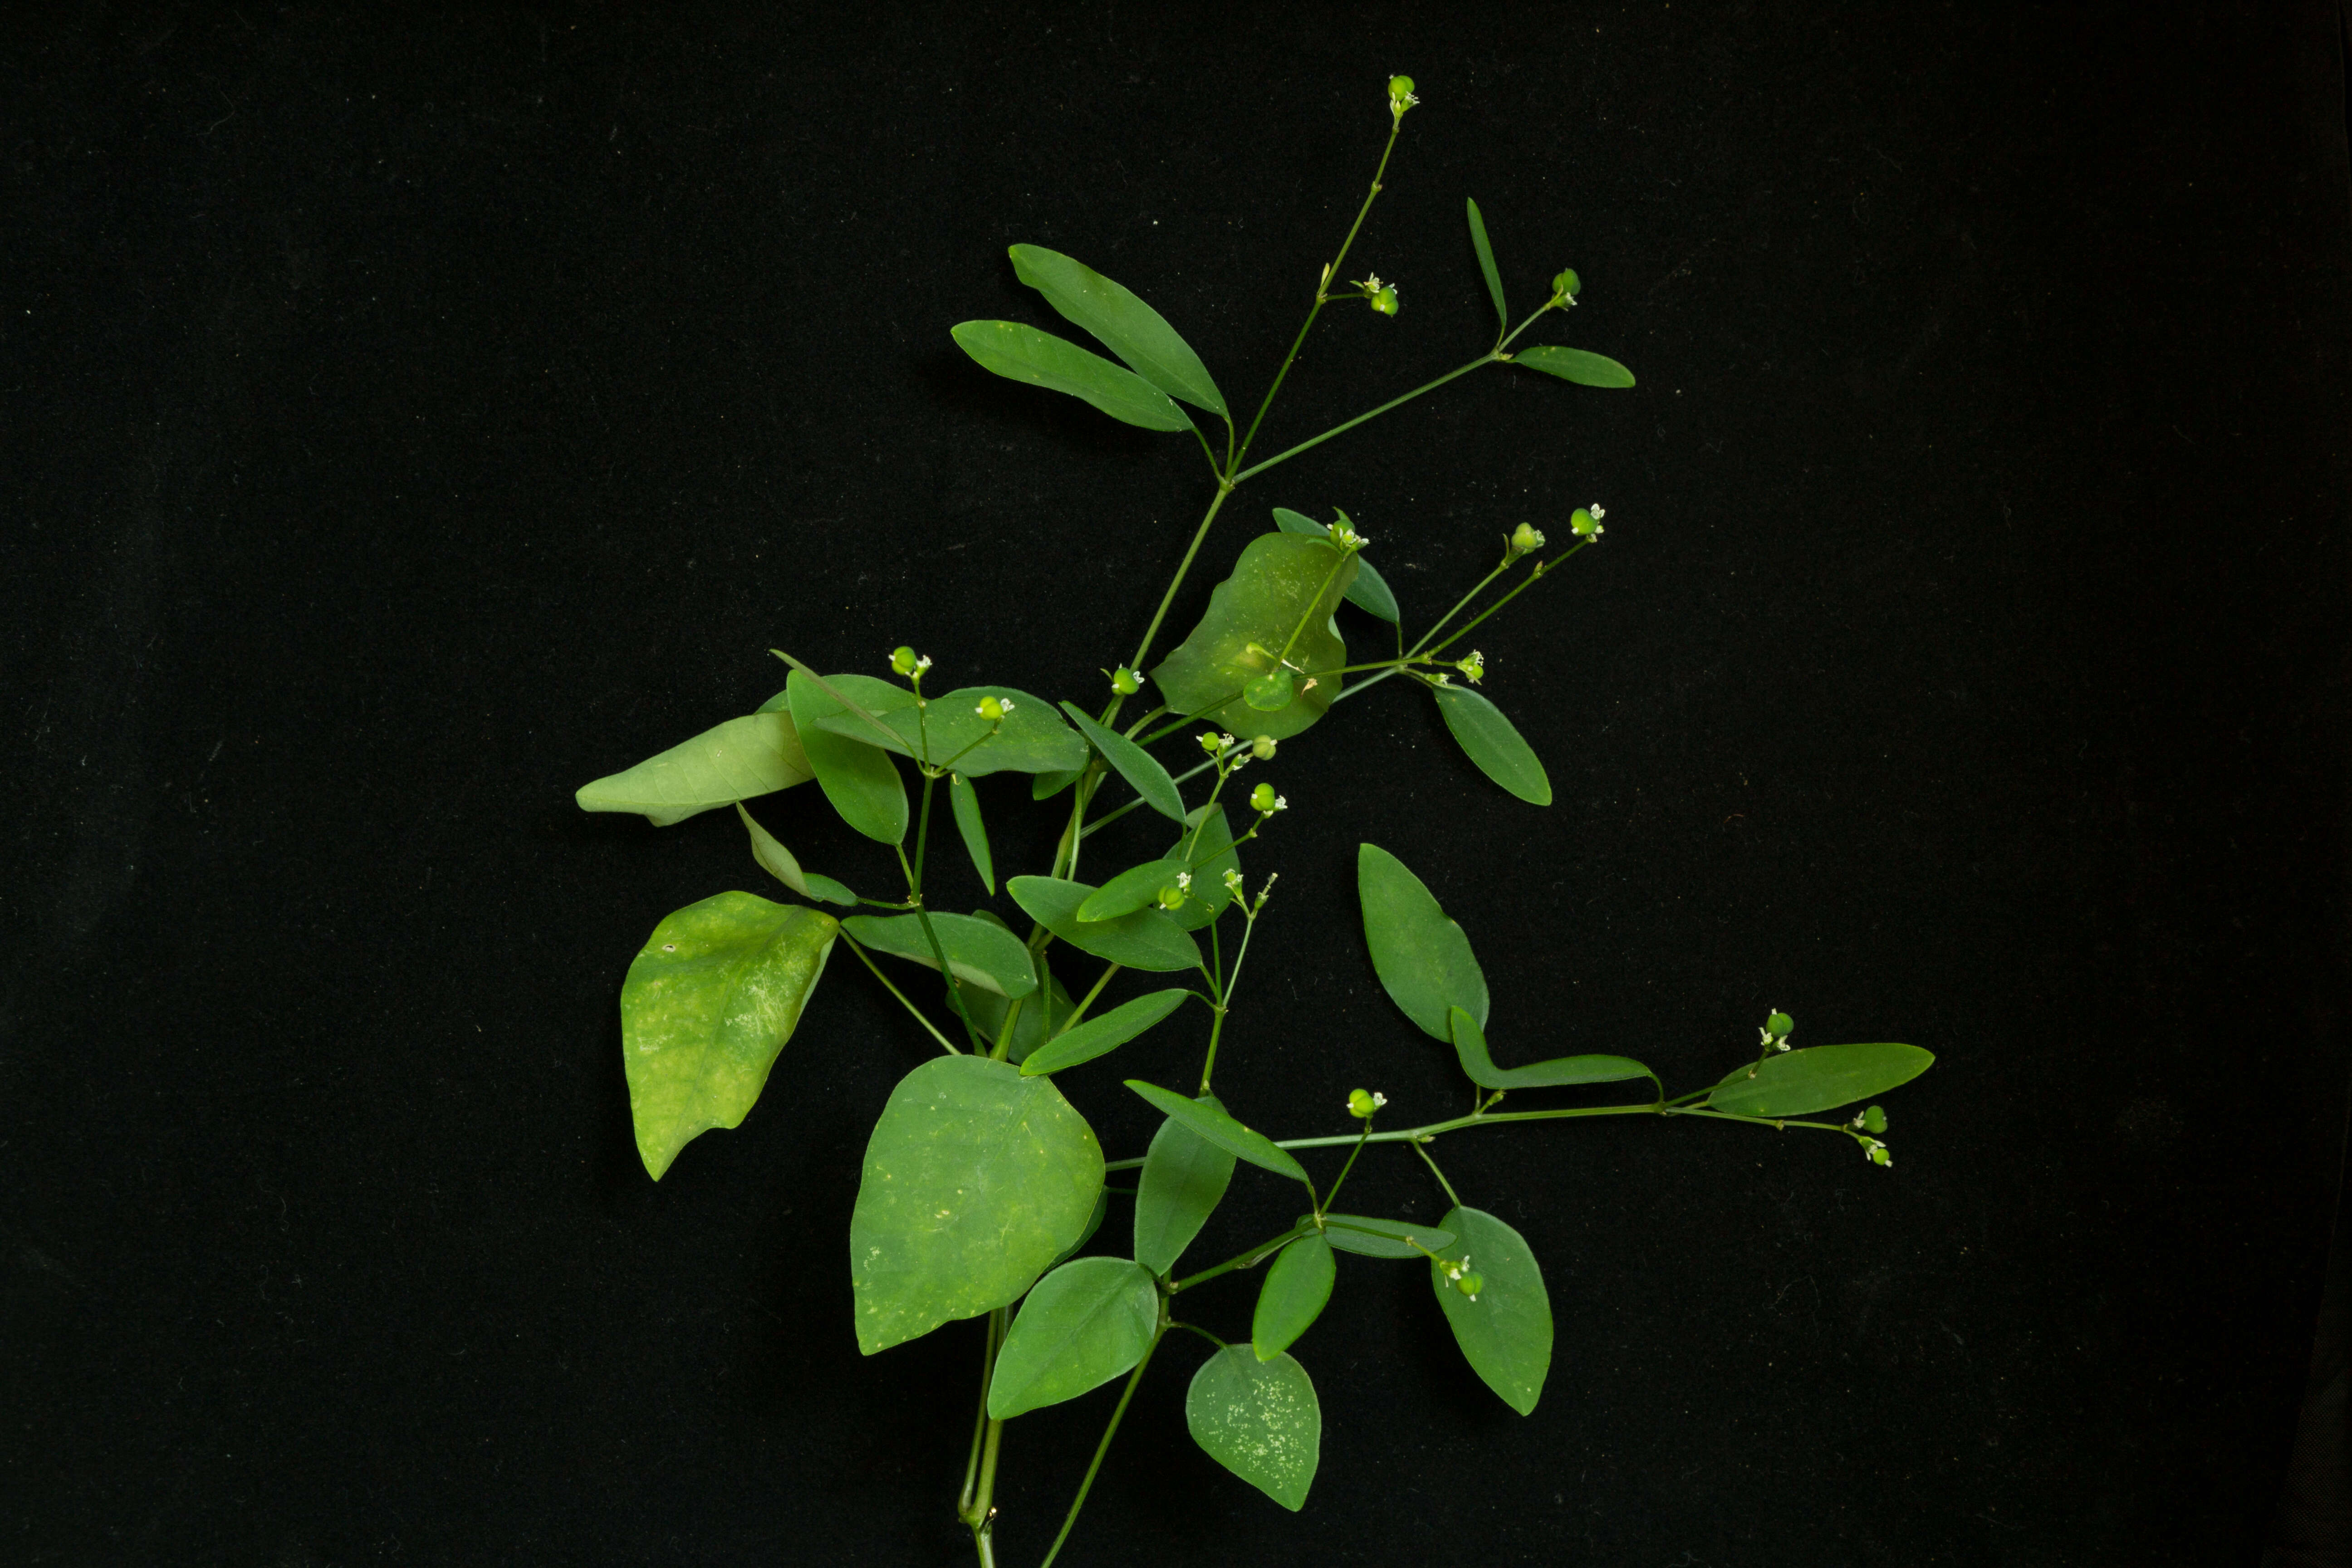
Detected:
[
  {"left": 1175, "top": 871, "right": 1192, "bottom": 893},
  {"left": 1588, "top": 504, "right": 1605, "bottom": 521},
  {"left": 1274, "top": 794, "right": 1287, "bottom": 812},
  {"left": 1222, "top": 867, "right": 1245, "bottom": 894}
]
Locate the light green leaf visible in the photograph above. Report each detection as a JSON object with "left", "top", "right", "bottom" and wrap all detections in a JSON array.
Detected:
[
  {"left": 1449, "top": 1006, "right": 1652, "bottom": 1092},
  {"left": 1706, "top": 1042, "right": 1935, "bottom": 1118},
  {"left": 1078, "top": 858, "right": 1190, "bottom": 923},
  {"left": 1432, "top": 684, "right": 1551, "bottom": 806},
  {"left": 962, "top": 951, "right": 1075, "bottom": 1066},
  {"left": 1250, "top": 1234, "right": 1334, "bottom": 1360},
  {"left": 1125, "top": 1080, "right": 1308, "bottom": 1185},
  {"left": 1009, "top": 245, "right": 1228, "bottom": 417},
  {"left": 1358, "top": 843, "right": 1490, "bottom": 1041},
  {"left": 951, "top": 319, "right": 1192, "bottom": 431},
  {"left": 849, "top": 1055, "right": 1103, "bottom": 1355},
  {"left": 787, "top": 671, "right": 908, "bottom": 844},
  {"left": 987, "top": 1256, "right": 1160, "bottom": 1419},
  {"left": 1133, "top": 1097, "right": 1237, "bottom": 1274},
  {"left": 1186, "top": 1346, "right": 1321, "bottom": 1512},
  {"left": 1429, "top": 1205, "right": 1552, "bottom": 1415},
  {"left": 810, "top": 686, "right": 1086, "bottom": 779},
  {"left": 1150, "top": 534, "right": 1358, "bottom": 741},
  {"left": 1166, "top": 804, "right": 1240, "bottom": 931},
  {"left": 1008, "top": 876, "right": 1203, "bottom": 974},
  {"left": 1317, "top": 1214, "right": 1457, "bottom": 1259},
  {"left": 578, "top": 711, "right": 814, "bottom": 826},
  {"left": 841, "top": 911, "right": 1038, "bottom": 998},
  {"left": 1465, "top": 198, "right": 1508, "bottom": 334},
  {"left": 1021, "top": 989, "right": 1191, "bottom": 1077},
  {"left": 949, "top": 773, "right": 994, "bottom": 895},
  {"left": 1512, "top": 345, "right": 1637, "bottom": 388},
  {"left": 1271, "top": 507, "right": 1399, "bottom": 623},
  {"left": 1060, "top": 701, "right": 1186, "bottom": 823},
  {"left": 736, "top": 804, "right": 857, "bottom": 906},
  {"left": 621, "top": 892, "right": 838, "bottom": 1180}
]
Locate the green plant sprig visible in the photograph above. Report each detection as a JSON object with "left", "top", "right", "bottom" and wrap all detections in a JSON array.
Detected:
[{"left": 574, "top": 74, "right": 1921, "bottom": 1568}]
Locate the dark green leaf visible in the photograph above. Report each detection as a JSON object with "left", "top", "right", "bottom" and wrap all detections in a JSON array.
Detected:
[
  {"left": 1465, "top": 197, "right": 1508, "bottom": 333},
  {"left": 1125, "top": 1081, "right": 1308, "bottom": 1185},
  {"left": 1432, "top": 684, "right": 1551, "bottom": 806},
  {"left": 1166, "top": 804, "right": 1239, "bottom": 931},
  {"left": 1150, "top": 534, "right": 1358, "bottom": 741},
  {"left": 951, "top": 319, "right": 1192, "bottom": 431},
  {"left": 1270, "top": 507, "right": 1399, "bottom": 623},
  {"left": 1049, "top": 1189, "right": 1111, "bottom": 1269},
  {"left": 849, "top": 1056, "right": 1103, "bottom": 1354},
  {"left": 1358, "top": 843, "right": 1490, "bottom": 1041},
  {"left": 1060, "top": 701, "right": 1186, "bottom": 823},
  {"left": 1706, "top": 1043, "right": 1935, "bottom": 1118},
  {"left": 622, "top": 892, "right": 839, "bottom": 1179},
  {"left": 1078, "top": 858, "right": 1190, "bottom": 923},
  {"left": 987, "top": 1256, "right": 1160, "bottom": 1419},
  {"left": 1032, "top": 768, "right": 1083, "bottom": 801},
  {"left": 842, "top": 911, "right": 1039, "bottom": 998},
  {"left": 1317, "top": 1214, "right": 1456, "bottom": 1259},
  {"left": 1512, "top": 345, "right": 1637, "bottom": 388},
  {"left": 1133, "top": 1097, "right": 1237, "bottom": 1274},
  {"left": 736, "top": 804, "right": 858, "bottom": 907},
  {"left": 1186, "top": 1346, "right": 1321, "bottom": 1511},
  {"left": 1008, "top": 876, "right": 1204, "bottom": 974},
  {"left": 1020, "top": 989, "right": 1191, "bottom": 1077},
  {"left": 963, "top": 955, "right": 1075, "bottom": 1065},
  {"left": 1429, "top": 1206, "right": 1552, "bottom": 1415},
  {"left": 1250, "top": 1235, "right": 1334, "bottom": 1360},
  {"left": 787, "top": 671, "right": 909, "bottom": 844},
  {"left": 1009, "top": 245, "right": 1228, "bottom": 417},
  {"left": 1448, "top": 1005, "right": 1652, "bottom": 1092},
  {"left": 949, "top": 773, "right": 994, "bottom": 895},
  {"left": 578, "top": 711, "right": 814, "bottom": 826},
  {"left": 810, "top": 686, "right": 1086, "bottom": 779}
]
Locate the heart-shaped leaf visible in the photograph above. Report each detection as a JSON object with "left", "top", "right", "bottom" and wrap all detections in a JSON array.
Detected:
[
  {"left": 1133, "top": 1096, "right": 1237, "bottom": 1274},
  {"left": 1020, "top": 988, "right": 1191, "bottom": 1077},
  {"left": 1009, "top": 876, "right": 1203, "bottom": 974},
  {"left": 1186, "top": 1345, "right": 1321, "bottom": 1511},
  {"left": 841, "top": 911, "right": 1038, "bottom": 998},
  {"left": 621, "top": 892, "right": 838, "bottom": 1179},
  {"left": 1125, "top": 1081, "right": 1308, "bottom": 1185},
  {"left": 1250, "top": 1234, "right": 1334, "bottom": 1360},
  {"left": 1449, "top": 1006, "right": 1653, "bottom": 1092},
  {"left": 1429, "top": 1205, "right": 1553, "bottom": 1415},
  {"left": 1009, "top": 245, "right": 1227, "bottom": 416},
  {"left": 1512, "top": 345, "right": 1636, "bottom": 387},
  {"left": 987, "top": 1256, "right": 1160, "bottom": 1419},
  {"left": 951, "top": 319, "right": 1192, "bottom": 431},
  {"left": 578, "top": 711, "right": 813, "bottom": 826},
  {"left": 1150, "top": 534, "right": 1357, "bottom": 741},
  {"left": 849, "top": 1056, "right": 1103, "bottom": 1354},
  {"left": 1706, "top": 1042, "right": 1934, "bottom": 1118},
  {"left": 1432, "top": 684, "right": 1551, "bottom": 806},
  {"left": 1358, "top": 843, "right": 1489, "bottom": 1041}
]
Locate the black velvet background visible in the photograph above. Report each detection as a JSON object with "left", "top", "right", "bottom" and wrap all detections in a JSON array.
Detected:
[{"left": 8, "top": 5, "right": 2351, "bottom": 1565}]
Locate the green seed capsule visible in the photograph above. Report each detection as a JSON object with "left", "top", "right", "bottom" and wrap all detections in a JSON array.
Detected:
[
  {"left": 1862, "top": 1105, "right": 1888, "bottom": 1135},
  {"left": 1110, "top": 666, "right": 1142, "bottom": 696},
  {"left": 1158, "top": 883, "right": 1187, "bottom": 910},
  {"left": 1388, "top": 75, "right": 1416, "bottom": 102},
  {"left": 1552, "top": 268, "right": 1581, "bottom": 299},
  {"left": 1767, "top": 1011, "right": 1793, "bottom": 1039},
  {"left": 1454, "top": 1271, "right": 1485, "bottom": 1298},
  {"left": 1570, "top": 508, "right": 1598, "bottom": 537},
  {"left": 1250, "top": 782, "right": 1278, "bottom": 814},
  {"left": 1347, "top": 1088, "right": 1377, "bottom": 1118},
  {"left": 1510, "top": 522, "right": 1546, "bottom": 554},
  {"left": 1250, "top": 735, "right": 1277, "bottom": 762},
  {"left": 890, "top": 646, "right": 918, "bottom": 676},
  {"left": 1371, "top": 285, "right": 1399, "bottom": 316}
]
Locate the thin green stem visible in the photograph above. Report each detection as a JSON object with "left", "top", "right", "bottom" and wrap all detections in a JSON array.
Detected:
[
  {"left": 1422, "top": 543, "right": 1589, "bottom": 661},
  {"left": 1168, "top": 1321, "right": 1229, "bottom": 1352},
  {"left": 1318, "top": 1122, "right": 1376, "bottom": 1212},
  {"left": 898, "top": 835, "right": 987, "bottom": 1051},
  {"left": 1171, "top": 1225, "right": 1308, "bottom": 1293},
  {"left": 1034, "top": 1329, "right": 1163, "bottom": 1568},
  {"left": 1052, "top": 963, "right": 1122, "bottom": 1039},
  {"left": 958, "top": 1308, "right": 1006, "bottom": 1517},
  {"left": 1231, "top": 354, "right": 1494, "bottom": 486},
  {"left": 838, "top": 932, "right": 960, "bottom": 1055},
  {"left": 1411, "top": 1139, "right": 1464, "bottom": 1208},
  {"left": 1406, "top": 557, "right": 1517, "bottom": 660},
  {"left": 1119, "top": 485, "right": 1235, "bottom": 697}
]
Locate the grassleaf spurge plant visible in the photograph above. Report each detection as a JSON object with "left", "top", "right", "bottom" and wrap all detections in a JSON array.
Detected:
[{"left": 578, "top": 77, "right": 1931, "bottom": 1567}]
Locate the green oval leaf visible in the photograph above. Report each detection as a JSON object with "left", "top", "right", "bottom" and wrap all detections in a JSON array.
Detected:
[
  {"left": 840, "top": 911, "right": 1038, "bottom": 998},
  {"left": 951, "top": 319, "right": 1191, "bottom": 431},
  {"left": 1271, "top": 507, "right": 1399, "bottom": 623},
  {"left": 849, "top": 1055, "right": 1103, "bottom": 1355},
  {"left": 1032, "top": 767, "right": 1082, "bottom": 801},
  {"left": 1186, "top": 1345, "right": 1321, "bottom": 1512},
  {"left": 1512, "top": 345, "right": 1637, "bottom": 388},
  {"left": 1009, "top": 245, "right": 1228, "bottom": 417},
  {"left": 811, "top": 686, "right": 1087, "bottom": 779},
  {"left": 963, "top": 951, "right": 1074, "bottom": 1065},
  {"left": 1077, "top": 858, "right": 1190, "bottom": 923},
  {"left": 787, "top": 671, "right": 908, "bottom": 844},
  {"left": 949, "top": 773, "right": 994, "bottom": 895},
  {"left": 1317, "top": 1214, "right": 1456, "bottom": 1259},
  {"left": 1449, "top": 1006, "right": 1652, "bottom": 1092},
  {"left": 1465, "top": 197, "right": 1508, "bottom": 333},
  {"left": 1432, "top": 684, "right": 1552, "bottom": 806},
  {"left": 1150, "top": 534, "right": 1358, "bottom": 741},
  {"left": 735, "top": 803, "right": 858, "bottom": 907},
  {"left": 987, "top": 1256, "right": 1160, "bottom": 1419},
  {"left": 1021, "top": 988, "right": 1191, "bottom": 1077},
  {"left": 1250, "top": 1235, "right": 1334, "bottom": 1361},
  {"left": 1358, "top": 843, "right": 1489, "bottom": 1041},
  {"left": 1133, "top": 1096, "right": 1237, "bottom": 1274},
  {"left": 578, "top": 711, "right": 814, "bottom": 826},
  {"left": 1060, "top": 701, "right": 1186, "bottom": 823},
  {"left": 1125, "top": 1080, "right": 1308, "bottom": 1185},
  {"left": 621, "top": 892, "right": 839, "bottom": 1180},
  {"left": 1706, "top": 1042, "right": 1935, "bottom": 1118},
  {"left": 1008, "top": 876, "right": 1203, "bottom": 974},
  {"left": 1166, "top": 804, "right": 1240, "bottom": 931},
  {"left": 1429, "top": 1205, "right": 1553, "bottom": 1415}
]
